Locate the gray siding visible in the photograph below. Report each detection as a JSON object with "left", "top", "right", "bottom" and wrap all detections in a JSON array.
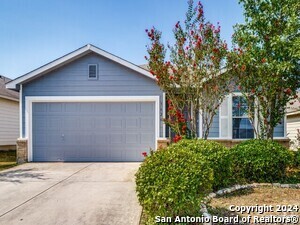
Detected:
[
  {"left": 287, "top": 115, "right": 300, "bottom": 149},
  {"left": 0, "top": 98, "right": 19, "bottom": 145},
  {"left": 22, "top": 53, "right": 164, "bottom": 137}
]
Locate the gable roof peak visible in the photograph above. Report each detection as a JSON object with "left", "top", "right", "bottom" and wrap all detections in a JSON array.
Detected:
[{"left": 6, "top": 44, "right": 154, "bottom": 89}]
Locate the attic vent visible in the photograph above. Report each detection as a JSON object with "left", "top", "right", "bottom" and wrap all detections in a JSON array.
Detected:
[{"left": 88, "top": 64, "right": 98, "bottom": 79}]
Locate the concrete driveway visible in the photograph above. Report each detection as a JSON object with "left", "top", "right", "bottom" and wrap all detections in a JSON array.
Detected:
[{"left": 0, "top": 163, "right": 142, "bottom": 225}]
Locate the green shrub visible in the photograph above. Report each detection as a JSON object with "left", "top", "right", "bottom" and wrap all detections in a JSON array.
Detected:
[
  {"left": 171, "top": 139, "right": 234, "bottom": 190},
  {"left": 291, "top": 148, "right": 300, "bottom": 169},
  {"left": 135, "top": 146, "right": 213, "bottom": 223},
  {"left": 293, "top": 150, "right": 300, "bottom": 167},
  {"left": 231, "top": 140, "right": 293, "bottom": 183}
]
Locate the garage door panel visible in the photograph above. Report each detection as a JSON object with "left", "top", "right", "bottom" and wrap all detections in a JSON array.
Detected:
[
  {"left": 110, "top": 133, "right": 124, "bottom": 144},
  {"left": 79, "top": 118, "right": 94, "bottom": 131},
  {"left": 45, "top": 147, "right": 64, "bottom": 161},
  {"left": 109, "top": 148, "right": 123, "bottom": 160},
  {"left": 46, "top": 133, "right": 64, "bottom": 145},
  {"left": 63, "top": 117, "right": 80, "bottom": 130},
  {"left": 48, "top": 117, "right": 62, "bottom": 131},
  {"left": 64, "top": 147, "right": 80, "bottom": 159},
  {"left": 64, "top": 133, "right": 81, "bottom": 146},
  {"left": 33, "top": 103, "right": 47, "bottom": 113},
  {"left": 33, "top": 147, "right": 47, "bottom": 161},
  {"left": 33, "top": 117, "right": 47, "bottom": 131},
  {"left": 125, "top": 151, "right": 140, "bottom": 161},
  {"left": 94, "top": 134, "right": 109, "bottom": 145},
  {"left": 125, "top": 118, "right": 140, "bottom": 129},
  {"left": 109, "top": 103, "right": 124, "bottom": 114},
  {"left": 125, "top": 133, "right": 139, "bottom": 144},
  {"left": 33, "top": 133, "right": 47, "bottom": 146},
  {"left": 79, "top": 133, "right": 95, "bottom": 145},
  {"left": 109, "top": 118, "right": 124, "bottom": 130},
  {"left": 141, "top": 118, "right": 155, "bottom": 129},
  {"left": 141, "top": 133, "right": 155, "bottom": 144},
  {"left": 124, "top": 103, "right": 140, "bottom": 114},
  {"left": 65, "top": 103, "right": 78, "bottom": 112},
  {"left": 79, "top": 103, "right": 94, "bottom": 113},
  {"left": 32, "top": 102, "right": 156, "bottom": 162},
  {"left": 141, "top": 103, "right": 154, "bottom": 114},
  {"left": 94, "top": 118, "right": 108, "bottom": 129},
  {"left": 94, "top": 103, "right": 109, "bottom": 114},
  {"left": 94, "top": 147, "right": 109, "bottom": 158},
  {"left": 49, "top": 103, "right": 63, "bottom": 113}
]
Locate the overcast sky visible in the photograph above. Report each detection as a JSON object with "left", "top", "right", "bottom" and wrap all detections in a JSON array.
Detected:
[{"left": 0, "top": 0, "right": 244, "bottom": 79}]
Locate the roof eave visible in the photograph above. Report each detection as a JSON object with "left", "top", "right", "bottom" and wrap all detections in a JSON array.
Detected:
[
  {"left": 0, "top": 95, "right": 19, "bottom": 102},
  {"left": 6, "top": 45, "right": 91, "bottom": 89},
  {"left": 287, "top": 110, "right": 300, "bottom": 117},
  {"left": 89, "top": 45, "right": 154, "bottom": 80}
]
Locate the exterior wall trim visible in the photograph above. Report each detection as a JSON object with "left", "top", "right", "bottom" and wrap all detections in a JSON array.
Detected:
[
  {"left": 0, "top": 95, "right": 19, "bottom": 102},
  {"left": 19, "top": 84, "right": 23, "bottom": 138},
  {"left": 25, "top": 95, "right": 160, "bottom": 162},
  {"left": 218, "top": 94, "right": 233, "bottom": 139},
  {"left": 284, "top": 114, "right": 287, "bottom": 138},
  {"left": 199, "top": 110, "right": 203, "bottom": 138},
  {"left": 162, "top": 92, "right": 166, "bottom": 138},
  {"left": 87, "top": 64, "right": 98, "bottom": 80}
]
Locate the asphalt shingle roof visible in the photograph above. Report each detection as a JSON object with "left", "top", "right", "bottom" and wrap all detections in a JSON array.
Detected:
[{"left": 0, "top": 75, "right": 19, "bottom": 100}]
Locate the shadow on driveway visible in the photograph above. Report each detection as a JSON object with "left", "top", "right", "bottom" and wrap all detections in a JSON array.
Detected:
[{"left": 0, "top": 169, "right": 48, "bottom": 183}]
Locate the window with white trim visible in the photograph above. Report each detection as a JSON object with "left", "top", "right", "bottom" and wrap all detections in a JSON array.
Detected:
[
  {"left": 232, "top": 95, "right": 254, "bottom": 139},
  {"left": 88, "top": 64, "right": 98, "bottom": 79}
]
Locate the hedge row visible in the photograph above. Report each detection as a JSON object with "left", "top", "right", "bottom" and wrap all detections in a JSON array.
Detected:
[{"left": 135, "top": 139, "right": 298, "bottom": 224}]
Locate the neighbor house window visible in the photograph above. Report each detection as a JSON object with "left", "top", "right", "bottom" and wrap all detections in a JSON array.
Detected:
[
  {"left": 232, "top": 95, "right": 254, "bottom": 139},
  {"left": 88, "top": 64, "right": 98, "bottom": 79}
]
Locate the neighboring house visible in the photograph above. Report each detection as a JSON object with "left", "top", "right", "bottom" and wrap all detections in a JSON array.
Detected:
[
  {"left": 6, "top": 44, "right": 288, "bottom": 162},
  {"left": 0, "top": 75, "right": 19, "bottom": 150},
  {"left": 286, "top": 94, "right": 300, "bottom": 150}
]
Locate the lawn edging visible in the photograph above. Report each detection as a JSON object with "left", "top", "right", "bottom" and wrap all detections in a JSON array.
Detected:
[{"left": 200, "top": 183, "right": 300, "bottom": 225}]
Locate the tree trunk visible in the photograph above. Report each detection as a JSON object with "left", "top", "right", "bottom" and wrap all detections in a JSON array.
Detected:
[{"left": 267, "top": 126, "right": 274, "bottom": 140}]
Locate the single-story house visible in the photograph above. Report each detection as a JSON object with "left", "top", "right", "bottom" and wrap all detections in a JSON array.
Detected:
[
  {"left": 0, "top": 75, "right": 19, "bottom": 150},
  {"left": 286, "top": 94, "right": 300, "bottom": 150},
  {"left": 6, "top": 44, "right": 288, "bottom": 162}
]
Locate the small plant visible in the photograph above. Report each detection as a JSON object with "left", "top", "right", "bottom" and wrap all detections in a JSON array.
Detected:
[
  {"left": 293, "top": 149, "right": 300, "bottom": 167},
  {"left": 231, "top": 140, "right": 294, "bottom": 183},
  {"left": 135, "top": 146, "right": 213, "bottom": 224}
]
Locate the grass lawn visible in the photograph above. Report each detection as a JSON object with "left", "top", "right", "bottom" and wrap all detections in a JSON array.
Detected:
[
  {"left": 0, "top": 150, "right": 17, "bottom": 171},
  {"left": 208, "top": 187, "right": 300, "bottom": 224},
  {"left": 140, "top": 186, "right": 300, "bottom": 224},
  {"left": 285, "top": 167, "right": 300, "bottom": 183}
]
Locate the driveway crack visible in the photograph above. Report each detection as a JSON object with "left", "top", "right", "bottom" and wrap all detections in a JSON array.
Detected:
[{"left": 0, "top": 163, "right": 93, "bottom": 218}]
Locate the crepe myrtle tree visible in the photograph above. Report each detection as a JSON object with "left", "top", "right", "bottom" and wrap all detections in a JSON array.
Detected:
[
  {"left": 227, "top": 0, "right": 300, "bottom": 139},
  {"left": 145, "top": 0, "right": 232, "bottom": 141}
]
